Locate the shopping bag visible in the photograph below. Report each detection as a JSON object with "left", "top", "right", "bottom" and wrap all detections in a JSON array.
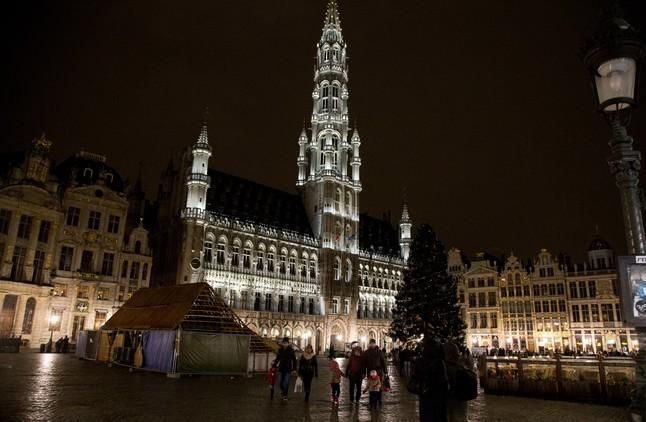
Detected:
[
  {"left": 383, "top": 374, "right": 391, "bottom": 392},
  {"left": 294, "top": 376, "right": 304, "bottom": 393}
]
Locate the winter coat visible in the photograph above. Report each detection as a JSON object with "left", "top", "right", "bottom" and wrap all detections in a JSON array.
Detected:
[
  {"left": 329, "top": 359, "right": 344, "bottom": 383},
  {"left": 362, "top": 346, "right": 387, "bottom": 378},
  {"left": 276, "top": 346, "right": 297, "bottom": 373},
  {"left": 365, "top": 376, "right": 382, "bottom": 392},
  {"left": 345, "top": 353, "right": 364, "bottom": 380},
  {"left": 298, "top": 353, "right": 318, "bottom": 378}
]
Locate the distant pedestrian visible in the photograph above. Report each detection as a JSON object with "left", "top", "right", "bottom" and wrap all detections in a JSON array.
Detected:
[
  {"left": 298, "top": 344, "right": 318, "bottom": 402},
  {"left": 55, "top": 337, "right": 63, "bottom": 353},
  {"left": 362, "top": 339, "right": 387, "bottom": 405},
  {"left": 329, "top": 355, "right": 344, "bottom": 405},
  {"left": 363, "top": 370, "right": 382, "bottom": 410},
  {"left": 414, "top": 338, "right": 448, "bottom": 422},
  {"left": 276, "top": 337, "right": 297, "bottom": 401},
  {"left": 62, "top": 336, "right": 69, "bottom": 353},
  {"left": 345, "top": 345, "right": 364, "bottom": 403}
]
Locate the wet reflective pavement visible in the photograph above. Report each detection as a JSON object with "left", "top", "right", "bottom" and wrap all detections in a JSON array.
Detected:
[{"left": 0, "top": 352, "right": 631, "bottom": 421}]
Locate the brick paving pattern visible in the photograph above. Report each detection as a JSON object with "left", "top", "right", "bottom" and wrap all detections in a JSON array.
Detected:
[{"left": 0, "top": 353, "right": 631, "bottom": 421}]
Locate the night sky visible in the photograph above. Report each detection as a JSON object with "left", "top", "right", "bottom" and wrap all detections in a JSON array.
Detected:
[{"left": 2, "top": 1, "right": 646, "bottom": 263}]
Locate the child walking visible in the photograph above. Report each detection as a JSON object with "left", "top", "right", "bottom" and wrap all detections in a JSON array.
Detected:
[
  {"left": 329, "top": 355, "right": 344, "bottom": 405},
  {"left": 363, "top": 370, "right": 382, "bottom": 409},
  {"left": 267, "top": 360, "right": 277, "bottom": 400}
]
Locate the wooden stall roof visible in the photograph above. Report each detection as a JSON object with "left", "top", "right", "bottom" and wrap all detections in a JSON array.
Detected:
[{"left": 103, "top": 283, "right": 274, "bottom": 353}]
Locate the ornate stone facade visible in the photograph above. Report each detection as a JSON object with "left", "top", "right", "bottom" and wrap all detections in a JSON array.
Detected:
[
  {"left": 451, "top": 239, "right": 638, "bottom": 354},
  {"left": 152, "top": 1, "right": 408, "bottom": 353},
  {"left": 0, "top": 137, "right": 151, "bottom": 347}
]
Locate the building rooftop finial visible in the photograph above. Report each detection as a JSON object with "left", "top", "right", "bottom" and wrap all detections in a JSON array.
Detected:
[{"left": 325, "top": 0, "right": 341, "bottom": 28}]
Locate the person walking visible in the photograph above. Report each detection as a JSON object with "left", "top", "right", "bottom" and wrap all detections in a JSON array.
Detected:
[
  {"left": 298, "top": 344, "right": 318, "bottom": 402},
  {"left": 443, "top": 342, "right": 468, "bottom": 422},
  {"left": 276, "top": 337, "right": 297, "bottom": 401},
  {"left": 414, "top": 338, "right": 449, "bottom": 422},
  {"left": 329, "top": 355, "right": 344, "bottom": 405},
  {"left": 345, "top": 345, "right": 364, "bottom": 403},
  {"left": 362, "top": 339, "right": 387, "bottom": 405},
  {"left": 363, "top": 370, "right": 382, "bottom": 410}
]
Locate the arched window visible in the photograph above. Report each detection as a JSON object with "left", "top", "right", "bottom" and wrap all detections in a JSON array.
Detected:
[
  {"left": 279, "top": 249, "right": 287, "bottom": 274},
  {"left": 346, "top": 259, "right": 352, "bottom": 282},
  {"left": 514, "top": 273, "right": 521, "bottom": 283},
  {"left": 301, "top": 253, "right": 308, "bottom": 278},
  {"left": 345, "top": 192, "right": 352, "bottom": 215},
  {"left": 243, "top": 242, "right": 252, "bottom": 268},
  {"left": 203, "top": 241, "right": 213, "bottom": 265},
  {"left": 331, "top": 84, "right": 340, "bottom": 110},
  {"left": 83, "top": 168, "right": 93, "bottom": 178},
  {"left": 142, "top": 263, "right": 149, "bottom": 281},
  {"left": 21, "top": 297, "right": 36, "bottom": 334},
  {"left": 333, "top": 257, "right": 341, "bottom": 281},
  {"left": 268, "top": 246, "right": 276, "bottom": 272},
  {"left": 323, "top": 48, "right": 330, "bottom": 62},
  {"left": 309, "top": 256, "right": 317, "bottom": 279},
  {"left": 321, "top": 84, "right": 329, "bottom": 110},
  {"left": 232, "top": 239, "right": 241, "bottom": 267},
  {"left": 256, "top": 244, "right": 266, "bottom": 271},
  {"left": 334, "top": 189, "right": 341, "bottom": 211},
  {"left": 288, "top": 251, "right": 297, "bottom": 275},
  {"left": 216, "top": 237, "right": 227, "bottom": 265}
]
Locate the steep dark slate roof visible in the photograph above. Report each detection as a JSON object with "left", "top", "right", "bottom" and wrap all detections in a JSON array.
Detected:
[
  {"left": 206, "top": 170, "right": 313, "bottom": 236},
  {"left": 55, "top": 153, "right": 125, "bottom": 192},
  {"left": 359, "top": 213, "right": 400, "bottom": 257}
]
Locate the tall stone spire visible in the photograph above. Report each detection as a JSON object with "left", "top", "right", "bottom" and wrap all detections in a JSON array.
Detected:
[
  {"left": 399, "top": 202, "right": 412, "bottom": 261},
  {"left": 300, "top": 0, "right": 359, "bottom": 249}
]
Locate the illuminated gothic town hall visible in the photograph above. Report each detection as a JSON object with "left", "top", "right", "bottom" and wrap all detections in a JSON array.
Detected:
[{"left": 151, "top": 1, "right": 410, "bottom": 354}]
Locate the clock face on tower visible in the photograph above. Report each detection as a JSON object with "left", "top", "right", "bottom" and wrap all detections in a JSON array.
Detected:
[{"left": 190, "top": 258, "right": 201, "bottom": 270}]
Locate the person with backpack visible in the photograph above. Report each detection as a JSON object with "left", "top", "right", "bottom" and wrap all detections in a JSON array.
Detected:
[
  {"left": 298, "top": 344, "right": 318, "bottom": 402},
  {"left": 443, "top": 342, "right": 469, "bottom": 421},
  {"left": 411, "top": 338, "right": 449, "bottom": 422}
]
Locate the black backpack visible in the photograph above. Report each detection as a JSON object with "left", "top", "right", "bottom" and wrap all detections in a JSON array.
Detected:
[{"left": 454, "top": 365, "right": 478, "bottom": 401}]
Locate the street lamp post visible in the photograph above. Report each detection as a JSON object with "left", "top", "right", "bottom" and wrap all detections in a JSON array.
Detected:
[
  {"left": 582, "top": 5, "right": 646, "bottom": 420},
  {"left": 46, "top": 314, "right": 60, "bottom": 353}
]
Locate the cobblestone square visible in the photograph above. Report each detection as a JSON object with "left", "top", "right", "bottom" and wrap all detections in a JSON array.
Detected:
[{"left": 0, "top": 352, "right": 632, "bottom": 421}]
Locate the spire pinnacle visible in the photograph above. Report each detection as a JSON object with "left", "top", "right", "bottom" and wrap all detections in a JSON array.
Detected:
[
  {"left": 324, "top": 0, "right": 341, "bottom": 29},
  {"left": 401, "top": 201, "right": 411, "bottom": 223},
  {"left": 196, "top": 109, "right": 209, "bottom": 146}
]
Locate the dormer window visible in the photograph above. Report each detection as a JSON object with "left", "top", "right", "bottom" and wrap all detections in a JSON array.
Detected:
[
  {"left": 105, "top": 173, "right": 114, "bottom": 183},
  {"left": 83, "top": 168, "right": 93, "bottom": 178},
  {"left": 323, "top": 49, "right": 330, "bottom": 62}
]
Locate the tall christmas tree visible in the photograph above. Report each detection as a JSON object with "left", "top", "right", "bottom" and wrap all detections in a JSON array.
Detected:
[{"left": 390, "top": 224, "right": 465, "bottom": 346}]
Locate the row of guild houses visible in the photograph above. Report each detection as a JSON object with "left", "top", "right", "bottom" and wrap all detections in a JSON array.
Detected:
[
  {"left": 0, "top": 134, "right": 152, "bottom": 348},
  {"left": 148, "top": 1, "right": 411, "bottom": 354},
  {"left": 450, "top": 237, "right": 637, "bottom": 354}
]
